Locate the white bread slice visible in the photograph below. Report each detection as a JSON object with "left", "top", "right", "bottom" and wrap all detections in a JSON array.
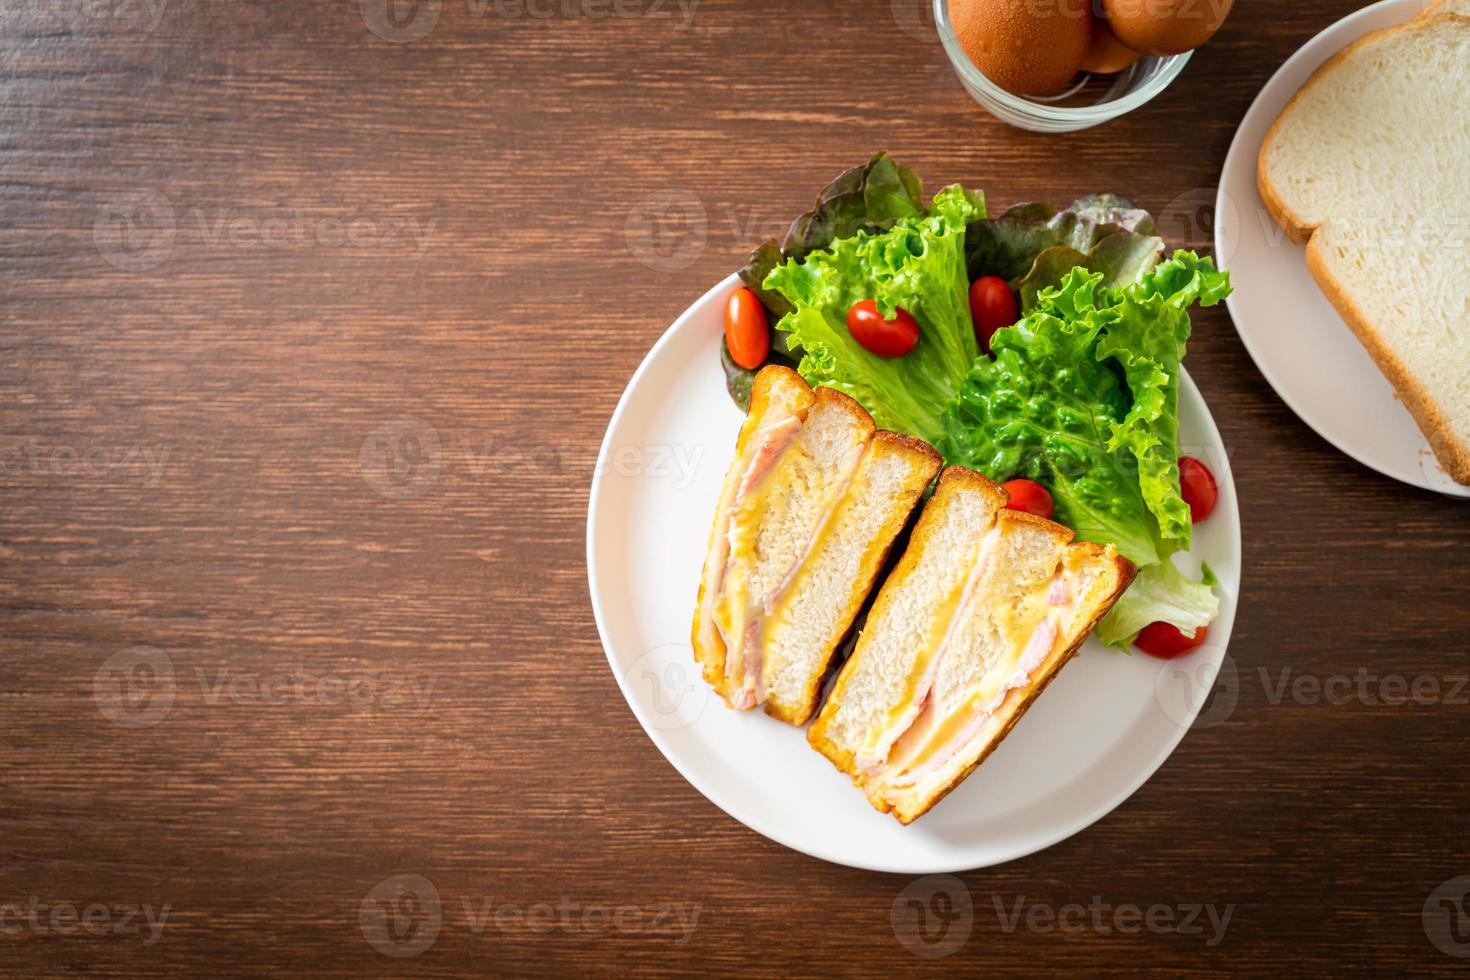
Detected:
[
  {"left": 806, "top": 468, "right": 1008, "bottom": 769},
  {"left": 1425, "top": 0, "right": 1470, "bottom": 15},
  {"left": 808, "top": 467, "right": 1135, "bottom": 824},
  {"left": 692, "top": 366, "right": 941, "bottom": 725},
  {"left": 1257, "top": 13, "right": 1470, "bottom": 484},
  {"left": 693, "top": 366, "right": 813, "bottom": 692},
  {"left": 761, "top": 428, "right": 942, "bottom": 723}
]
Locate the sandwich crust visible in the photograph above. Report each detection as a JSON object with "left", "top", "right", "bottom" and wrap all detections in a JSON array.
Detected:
[
  {"left": 733, "top": 365, "right": 809, "bottom": 458},
  {"left": 892, "top": 542, "right": 1135, "bottom": 824},
  {"left": 765, "top": 427, "right": 941, "bottom": 726},
  {"left": 806, "top": 466, "right": 1009, "bottom": 775},
  {"left": 1424, "top": 0, "right": 1470, "bottom": 17},
  {"left": 695, "top": 366, "right": 941, "bottom": 725},
  {"left": 691, "top": 366, "right": 814, "bottom": 696},
  {"left": 808, "top": 464, "right": 1138, "bottom": 824}
]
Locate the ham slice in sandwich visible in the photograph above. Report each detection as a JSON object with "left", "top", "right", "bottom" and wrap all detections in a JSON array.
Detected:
[
  {"left": 692, "top": 366, "right": 941, "bottom": 725},
  {"left": 807, "top": 466, "right": 1135, "bottom": 824}
]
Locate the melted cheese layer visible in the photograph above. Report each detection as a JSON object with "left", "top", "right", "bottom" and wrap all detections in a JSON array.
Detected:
[
  {"left": 854, "top": 525, "right": 1001, "bottom": 775},
  {"left": 873, "top": 563, "right": 1072, "bottom": 787},
  {"left": 715, "top": 431, "right": 869, "bottom": 705}
]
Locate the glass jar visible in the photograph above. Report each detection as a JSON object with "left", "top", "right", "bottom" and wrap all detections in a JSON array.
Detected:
[{"left": 933, "top": 0, "right": 1192, "bottom": 134}]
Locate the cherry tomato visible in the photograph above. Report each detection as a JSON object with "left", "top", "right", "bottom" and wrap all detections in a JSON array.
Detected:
[
  {"left": 724, "top": 287, "right": 769, "bottom": 370},
  {"left": 846, "top": 299, "right": 920, "bottom": 358},
  {"left": 1002, "top": 478, "right": 1053, "bottom": 519},
  {"left": 1135, "top": 622, "right": 1208, "bottom": 660},
  {"left": 969, "top": 276, "right": 1019, "bottom": 354},
  {"left": 1178, "top": 456, "right": 1218, "bottom": 523}
]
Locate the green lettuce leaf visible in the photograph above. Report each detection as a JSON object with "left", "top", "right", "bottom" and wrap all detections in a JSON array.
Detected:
[
  {"left": 763, "top": 184, "right": 986, "bottom": 445},
  {"left": 727, "top": 158, "right": 1230, "bottom": 648},
  {"left": 938, "top": 252, "right": 1232, "bottom": 645},
  {"left": 967, "top": 196, "right": 1165, "bottom": 313},
  {"left": 1097, "top": 561, "right": 1220, "bottom": 649},
  {"left": 1097, "top": 251, "right": 1232, "bottom": 555},
  {"left": 1017, "top": 233, "right": 1168, "bottom": 311},
  {"left": 739, "top": 152, "right": 926, "bottom": 319},
  {"left": 938, "top": 269, "right": 1163, "bottom": 565}
]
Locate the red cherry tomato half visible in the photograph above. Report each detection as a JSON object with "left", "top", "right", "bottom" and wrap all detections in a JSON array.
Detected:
[
  {"left": 1135, "top": 622, "right": 1209, "bottom": 660},
  {"left": 846, "top": 299, "right": 920, "bottom": 358},
  {"left": 1002, "top": 478, "right": 1053, "bottom": 519},
  {"left": 969, "top": 276, "right": 1019, "bottom": 354},
  {"left": 724, "top": 287, "right": 769, "bottom": 370},
  {"left": 1178, "top": 456, "right": 1219, "bottom": 523}
]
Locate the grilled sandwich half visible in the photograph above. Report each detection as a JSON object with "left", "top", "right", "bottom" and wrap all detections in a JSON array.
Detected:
[
  {"left": 692, "top": 366, "right": 942, "bottom": 725},
  {"left": 808, "top": 467, "right": 1135, "bottom": 823}
]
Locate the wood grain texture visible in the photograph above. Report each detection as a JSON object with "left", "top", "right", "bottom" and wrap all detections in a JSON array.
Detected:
[{"left": 2, "top": 0, "right": 1467, "bottom": 974}]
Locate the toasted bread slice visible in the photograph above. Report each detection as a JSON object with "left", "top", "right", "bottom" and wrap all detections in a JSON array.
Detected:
[
  {"left": 807, "top": 467, "right": 1008, "bottom": 774},
  {"left": 692, "top": 367, "right": 940, "bottom": 725},
  {"left": 693, "top": 366, "right": 813, "bottom": 693},
  {"left": 808, "top": 467, "right": 1135, "bottom": 824},
  {"left": 1424, "top": 0, "right": 1470, "bottom": 16},
  {"left": 1257, "top": 12, "right": 1470, "bottom": 484}
]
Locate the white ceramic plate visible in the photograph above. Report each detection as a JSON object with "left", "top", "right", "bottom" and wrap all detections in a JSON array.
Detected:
[
  {"left": 587, "top": 274, "right": 1241, "bottom": 872},
  {"left": 1216, "top": 0, "right": 1469, "bottom": 498}
]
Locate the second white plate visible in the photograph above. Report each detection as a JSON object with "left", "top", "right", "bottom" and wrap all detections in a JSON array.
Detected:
[{"left": 1215, "top": 0, "right": 1469, "bottom": 498}]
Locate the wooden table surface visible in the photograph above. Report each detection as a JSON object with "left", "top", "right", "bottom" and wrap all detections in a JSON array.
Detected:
[{"left": 3, "top": 0, "right": 1468, "bottom": 974}]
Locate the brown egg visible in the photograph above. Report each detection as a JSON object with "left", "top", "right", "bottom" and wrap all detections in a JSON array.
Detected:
[
  {"left": 949, "top": 0, "right": 1095, "bottom": 97},
  {"left": 1101, "top": 0, "right": 1234, "bottom": 57},
  {"left": 1080, "top": 22, "right": 1144, "bottom": 74}
]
